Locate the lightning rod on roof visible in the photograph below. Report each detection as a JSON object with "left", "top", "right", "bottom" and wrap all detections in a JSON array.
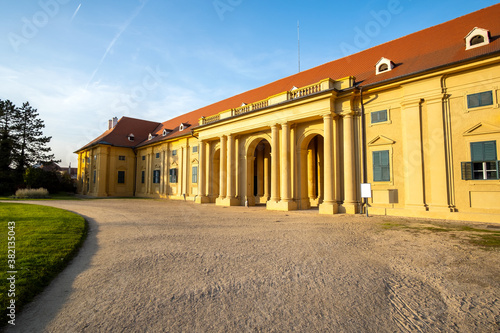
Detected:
[{"left": 298, "top": 20, "right": 301, "bottom": 73}]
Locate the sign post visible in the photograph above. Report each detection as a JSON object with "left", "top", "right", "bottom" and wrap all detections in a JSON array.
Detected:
[{"left": 360, "top": 183, "right": 372, "bottom": 217}]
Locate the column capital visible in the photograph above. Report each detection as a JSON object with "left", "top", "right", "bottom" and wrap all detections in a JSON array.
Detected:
[
  {"left": 400, "top": 98, "right": 423, "bottom": 108},
  {"left": 339, "top": 111, "right": 355, "bottom": 118}
]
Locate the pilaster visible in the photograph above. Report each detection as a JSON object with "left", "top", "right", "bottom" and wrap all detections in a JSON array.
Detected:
[
  {"left": 319, "top": 113, "right": 338, "bottom": 214},
  {"left": 216, "top": 135, "right": 228, "bottom": 205},
  {"left": 196, "top": 140, "right": 210, "bottom": 203},
  {"left": 401, "top": 99, "right": 427, "bottom": 211},
  {"left": 341, "top": 112, "right": 358, "bottom": 214}
]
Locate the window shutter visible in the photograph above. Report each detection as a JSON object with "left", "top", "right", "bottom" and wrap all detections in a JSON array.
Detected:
[
  {"left": 461, "top": 162, "right": 472, "bottom": 180},
  {"left": 373, "top": 151, "right": 390, "bottom": 182},
  {"left": 483, "top": 141, "right": 497, "bottom": 161},
  {"left": 470, "top": 142, "right": 484, "bottom": 161}
]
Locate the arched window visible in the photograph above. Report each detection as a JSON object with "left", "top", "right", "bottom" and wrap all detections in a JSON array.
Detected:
[
  {"left": 465, "top": 28, "right": 490, "bottom": 50},
  {"left": 470, "top": 35, "right": 484, "bottom": 46},
  {"left": 378, "top": 63, "right": 389, "bottom": 72}
]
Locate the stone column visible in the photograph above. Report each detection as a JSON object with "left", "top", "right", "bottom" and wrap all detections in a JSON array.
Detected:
[
  {"left": 196, "top": 140, "right": 209, "bottom": 203},
  {"left": 276, "top": 122, "right": 297, "bottom": 211},
  {"left": 160, "top": 150, "right": 166, "bottom": 196},
  {"left": 320, "top": 113, "right": 338, "bottom": 214},
  {"left": 299, "top": 148, "right": 309, "bottom": 209},
  {"left": 146, "top": 153, "right": 151, "bottom": 195},
  {"left": 268, "top": 124, "right": 280, "bottom": 203},
  {"left": 426, "top": 96, "right": 451, "bottom": 212},
  {"left": 216, "top": 136, "right": 227, "bottom": 205},
  {"left": 224, "top": 134, "right": 239, "bottom": 206},
  {"left": 280, "top": 122, "right": 291, "bottom": 202},
  {"left": 342, "top": 112, "right": 358, "bottom": 214},
  {"left": 256, "top": 146, "right": 264, "bottom": 198},
  {"left": 307, "top": 148, "right": 316, "bottom": 199},
  {"left": 401, "top": 99, "right": 426, "bottom": 210}
]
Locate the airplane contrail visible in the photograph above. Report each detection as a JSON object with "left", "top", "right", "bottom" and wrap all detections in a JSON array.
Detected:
[
  {"left": 86, "top": 1, "right": 148, "bottom": 89},
  {"left": 71, "top": 3, "right": 82, "bottom": 21}
]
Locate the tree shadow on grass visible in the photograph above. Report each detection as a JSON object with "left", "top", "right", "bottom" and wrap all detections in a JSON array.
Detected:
[{"left": 6, "top": 215, "right": 99, "bottom": 332}]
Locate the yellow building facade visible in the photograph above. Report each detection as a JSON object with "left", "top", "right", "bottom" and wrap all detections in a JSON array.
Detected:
[{"left": 76, "top": 6, "right": 500, "bottom": 222}]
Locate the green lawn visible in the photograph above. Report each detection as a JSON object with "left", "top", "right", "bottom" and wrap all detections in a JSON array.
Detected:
[{"left": 0, "top": 203, "right": 87, "bottom": 326}]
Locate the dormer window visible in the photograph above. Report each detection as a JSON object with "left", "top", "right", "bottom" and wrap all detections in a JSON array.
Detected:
[
  {"left": 148, "top": 133, "right": 154, "bottom": 140},
  {"left": 465, "top": 27, "right": 490, "bottom": 50},
  {"left": 376, "top": 57, "right": 394, "bottom": 75},
  {"left": 291, "top": 86, "right": 298, "bottom": 91},
  {"left": 179, "top": 123, "right": 189, "bottom": 131},
  {"left": 127, "top": 133, "right": 135, "bottom": 142},
  {"left": 162, "top": 129, "right": 171, "bottom": 136}
]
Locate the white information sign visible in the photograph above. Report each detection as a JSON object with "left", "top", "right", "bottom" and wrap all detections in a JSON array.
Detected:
[{"left": 360, "top": 183, "right": 372, "bottom": 198}]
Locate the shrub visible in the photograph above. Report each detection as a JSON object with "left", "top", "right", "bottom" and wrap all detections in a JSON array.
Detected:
[{"left": 15, "top": 188, "right": 50, "bottom": 199}]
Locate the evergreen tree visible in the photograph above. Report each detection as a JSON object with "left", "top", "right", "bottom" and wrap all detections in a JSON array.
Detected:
[
  {"left": 0, "top": 99, "right": 17, "bottom": 193},
  {"left": 11, "top": 102, "right": 59, "bottom": 176},
  {"left": 0, "top": 99, "right": 17, "bottom": 171}
]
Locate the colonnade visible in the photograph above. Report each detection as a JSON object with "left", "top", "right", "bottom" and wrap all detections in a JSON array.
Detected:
[{"left": 195, "top": 111, "right": 359, "bottom": 214}]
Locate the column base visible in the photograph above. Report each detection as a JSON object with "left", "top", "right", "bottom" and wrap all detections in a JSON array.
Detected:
[
  {"left": 428, "top": 205, "right": 453, "bottom": 213},
  {"left": 299, "top": 198, "right": 311, "bottom": 210},
  {"left": 267, "top": 200, "right": 298, "bottom": 211},
  {"left": 256, "top": 196, "right": 269, "bottom": 204},
  {"left": 215, "top": 197, "right": 225, "bottom": 205},
  {"left": 406, "top": 204, "right": 429, "bottom": 212},
  {"left": 339, "top": 203, "right": 359, "bottom": 214},
  {"left": 319, "top": 202, "right": 338, "bottom": 215},
  {"left": 217, "top": 197, "right": 240, "bottom": 206},
  {"left": 195, "top": 195, "right": 210, "bottom": 204}
]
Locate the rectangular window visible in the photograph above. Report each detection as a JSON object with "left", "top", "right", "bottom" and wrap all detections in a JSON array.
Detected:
[
  {"left": 117, "top": 171, "right": 125, "bottom": 184},
  {"left": 467, "top": 91, "right": 493, "bottom": 108},
  {"left": 192, "top": 146, "right": 198, "bottom": 153},
  {"left": 156, "top": 152, "right": 160, "bottom": 158},
  {"left": 169, "top": 168, "right": 178, "bottom": 183},
  {"left": 93, "top": 170, "right": 96, "bottom": 184},
  {"left": 153, "top": 170, "right": 161, "bottom": 184},
  {"left": 464, "top": 141, "right": 499, "bottom": 180},
  {"left": 172, "top": 150, "right": 177, "bottom": 156},
  {"left": 118, "top": 155, "right": 125, "bottom": 161},
  {"left": 371, "top": 110, "right": 388, "bottom": 124},
  {"left": 373, "top": 150, "right": 390, "bottom": 182},
  {"left": 192, "top": 166, "right": 198, "bottom": 183},
  {"left": 142, "top": 156, "right": 146, "bottom": 161},
  {"left": 141, "top": 171, "right": 145, "bottom": 184}
]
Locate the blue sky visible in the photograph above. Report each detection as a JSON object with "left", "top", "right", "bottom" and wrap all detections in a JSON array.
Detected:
[{"left": 1, "top": 0, "right": 498, "bottom": 167}]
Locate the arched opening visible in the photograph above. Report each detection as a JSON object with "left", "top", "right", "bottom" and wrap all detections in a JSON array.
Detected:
[
  {"left": 299, "top": 134, "right": 324, "bottom": 209},
  {"left": 470, "top": 35, "right": 484, "bottom": 46},
  {"left": 211, "top": 149, "right": 220, "bottom": 200},
  {"left": 245, "top": 138, "right": 272, "bottom": 206},
  {"left": 253, "top": 140, "right": 271, "bottom": 204},
  {"left": 307, "top": 135, "right": 324, "bottom": 207},
  {"left": 378, "top": 63, "right": 389, "bottom": 72}
]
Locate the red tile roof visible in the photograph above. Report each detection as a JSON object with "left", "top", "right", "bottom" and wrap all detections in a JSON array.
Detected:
[
  {"left": 80, "top": 4, "right": 500, "bottom": 150},
  {"left": 75, "top": 116, "right": 161, "bottom": 152}
]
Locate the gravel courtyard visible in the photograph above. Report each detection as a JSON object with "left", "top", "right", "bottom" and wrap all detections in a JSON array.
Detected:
[{"left": 8, "top": 199, "right": 500, "bottom": 332}]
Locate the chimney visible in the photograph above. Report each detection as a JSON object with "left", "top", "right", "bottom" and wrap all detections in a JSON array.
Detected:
[
  {"left": 108, "top": 119, "right": 113, "bottom": 130},
  {"left": 112, "top": 117, "right": 118, "bottom": 128}
]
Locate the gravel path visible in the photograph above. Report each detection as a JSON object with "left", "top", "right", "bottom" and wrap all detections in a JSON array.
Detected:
[{"left": 6, "top": 199, "right": 500, "bottom": 332}]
